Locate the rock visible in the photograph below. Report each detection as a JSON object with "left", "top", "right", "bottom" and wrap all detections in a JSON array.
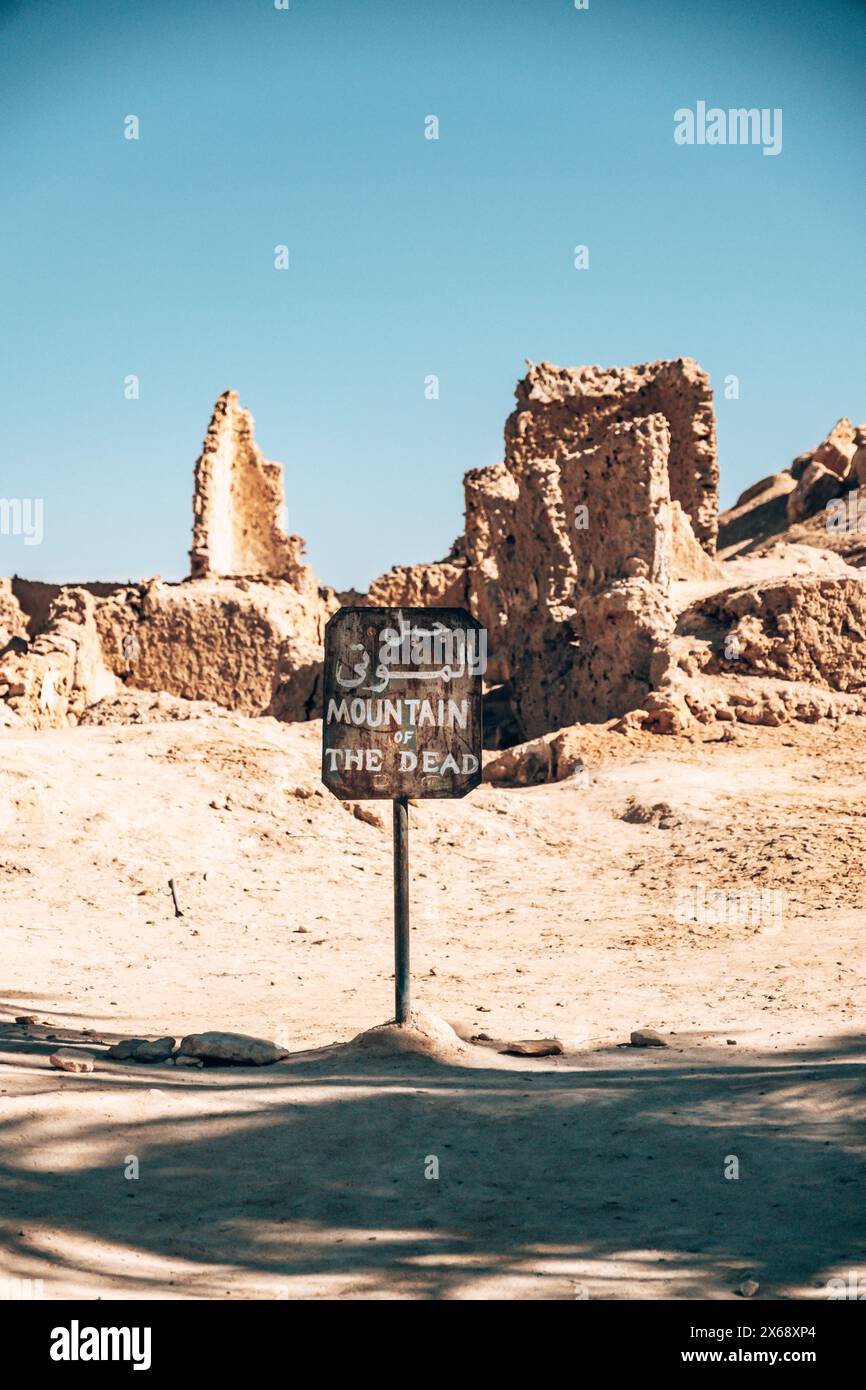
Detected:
[
  {"left": 621, "top": 801, "right": 678, "bottom": 829},
  {"left": 0, "top": 588, "right": 117, "bottom": 732},
  {"left": 173, "top": 1053, "right": 204, "bottom": 1068},
  {"left": 852, "top": 445, "right": 866, "bottom": 488},
  {"left": 734, "top": 473, "right": 787, "bottom": 508},
  {"left": 358, "top": 357, "right": 717, "bottom": 742},
  {"left": 811, "top": 417, "right": 857, "bottom": 477},
  {"left": 629, "top": 1029, "right": 667, "bottom": 1048},
  {"left": 131, "top": 1036, "right": 176, "bottom": 1063},
  {"left": 105, "top": 1038, "right": 149, "bottom": 1060},
  {"left": 14, "top": 1015, "right": 38, "bottom": 1025},
  {"left": 49, "top": 1050, "right": 95, "bottom": 1074},
  {"left": 736, "top": 1278, "right": 760, "bottom": 1299},
  {"left": 670, "top": 500, "right": 723, "bottom": 582},
  {"left": 484, "top": 736, "right": 553, "bottom": 787},
  {"left": 624, "top": 690, "right": 694, "bottom": 737},
  {"left": 701, "top": 577, "right": 866, "bottom": 693},
  {"left": 178, "top": 1031, "right": 289, "bottom": 1066},
  {"left": 499, "top": 1038, "right": 564, "bottom": 1057},
  {"left": 786, "top": 460, "right": 844, "bottom": 524},
  {"left": 350, "top": 803, "right": 385, "bottom": 829},
  {"left": 717, "top": 473, "right": 796, "bottom": 553}
]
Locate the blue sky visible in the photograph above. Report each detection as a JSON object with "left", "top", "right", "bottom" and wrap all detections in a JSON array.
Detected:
[{"left": 1, "top": 0, "right": 864, "bottom": 589}]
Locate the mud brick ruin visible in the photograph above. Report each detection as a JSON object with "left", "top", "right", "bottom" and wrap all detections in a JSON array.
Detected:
[
  {"left": 190, "top": 390, "right": 307, "bottom": 582},
  {"left": 3, "top": 360, "right": 865, "bottom": 776}
]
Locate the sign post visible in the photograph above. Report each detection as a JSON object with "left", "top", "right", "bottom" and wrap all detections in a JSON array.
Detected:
[
  {"left": 322, "top": 607, "right": 485, "bottom": 1022},
  {"left": 393, "top": 796, "right": 410, "bottom": 1022}
]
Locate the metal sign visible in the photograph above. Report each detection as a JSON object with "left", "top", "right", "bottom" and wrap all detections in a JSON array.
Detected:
[
  {"left": 322, "top": 607, "right": 484, "bottom": 800},
  {"left": 321, "top": 606, "right": 486, "bottom": 1022}
]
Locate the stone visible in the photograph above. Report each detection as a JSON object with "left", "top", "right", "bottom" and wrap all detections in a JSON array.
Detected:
[
  {"left": 131, "top": 1036, "right": 176, "bottom": 1063},
  {"left": 173, "top": 1054, "right": 204, "bottom": 1068},
  {"left": 347, "top": 358, "right": 718, "bottom": 743},
  {"left": 700, "top": 577, "right": 866, "bottom": 693},
  {"left": 717, "top": 473, "right": 796, "bottom": 554},
  {"left": 811, "top": 418, "right": 857, "bottom": 477},
  {"left": 0, "top": 588, "right": 117, "bottom": 731},
  {"left": 734, "top": 473, "right": 786, "bottom": 508},
  {"left": 629, "top": 1029, "right": 667, "bottom": 1048},
  {"left": 105, "top": 1038, "right": 149, "bottom": 1060},
  {"left": 670, "top": 501, "right": 723, "bottom": 582},
  {"left": 49, "top": 1050, "right": 95, "bottom": 1074},
  {"left": 499, "top": 1038, "right": 564, "bottom": 1057},
  {"left": 178, "top": 1031, "right": 289, "bottom": 1066},
  {"left": 736, "top": 1279, "right": 760, "bottom": 1299},
  {"left": 350, "top": 803, "right": 385, "bottom": 829},
  {"left": 14, "top": 1015, "right": 38, "bottom": 1025},
  {"left": 786, "top": 461, "right": 844, "bottom": 524}
]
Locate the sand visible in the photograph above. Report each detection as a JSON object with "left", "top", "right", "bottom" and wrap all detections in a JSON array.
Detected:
[{"left": 1, "top": 708, "right": 864, "bottom": 1299}]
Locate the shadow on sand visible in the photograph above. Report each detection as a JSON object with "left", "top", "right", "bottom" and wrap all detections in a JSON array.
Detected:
[{"left": 1, "top": 1021, "right": 865, "bottom": 1299}]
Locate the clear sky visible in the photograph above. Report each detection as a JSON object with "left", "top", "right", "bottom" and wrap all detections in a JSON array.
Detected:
[{"left": 1, "top": 0, "right": 864, "bottom": 590}]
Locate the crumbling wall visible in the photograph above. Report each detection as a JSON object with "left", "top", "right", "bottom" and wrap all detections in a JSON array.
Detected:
[
  {"left": 190, "top": 391, "right": 307, "bottom": 581},
  {"left": 1, "top": 389, "right": 336, "bottom": 730},
  {"left": 464, "top": 412, "right": 684, "bottom": 738},
  {"left": 0, "top": 579, "right": 27, "bottom": 646},
  {"left": 504, "top": 357, "right": 719, "bottom": 551},
  {"left": 341, "top": 360, "right": 720, "bottom": 741},
  {"left": 363, "top": 555, "right": 468, "bottom": 610},
  {"left": 699, "top": 577, "right": 866, "bottom": 692},
  {"left": 0, "top": 588, "right": 118, "bottom": 728},
  {"left": 95, "top": 577, "right": 335, "bottom": 720}
]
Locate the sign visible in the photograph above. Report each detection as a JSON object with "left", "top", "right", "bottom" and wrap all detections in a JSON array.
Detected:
[{"left": 321, "top": 607, "right": 484, "bottom": 800}]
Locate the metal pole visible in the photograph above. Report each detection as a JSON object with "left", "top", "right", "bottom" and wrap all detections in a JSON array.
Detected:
[{"left": 393, "top": 795, "right": 410, "bottom": 1023}]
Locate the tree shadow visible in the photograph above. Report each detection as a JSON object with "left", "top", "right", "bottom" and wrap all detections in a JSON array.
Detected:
[{"left": 1, "top": 1033, "right": 865, "bottom": 1299}]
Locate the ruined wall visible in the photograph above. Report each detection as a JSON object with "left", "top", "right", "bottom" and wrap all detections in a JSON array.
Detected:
[
  {"left": 0, "top": 588, "right": 117, "bottom": 728},
  {"left": 1, "top": 390, "right": 336, "bottom": 730},
  {"left": 0, "top": 579, "right": 27, "bottom": 646},
  {"left": 504, "top": 357, "right": 719, "bottom": 552},
  {"left": 363, "top": 556, "right": 468, "bottom": 610},
  {"left": 95, "top": 577, "right": 335, "bottom": 721},
  {"left": 190, "top": 391, "right": 308, "bottom": 581},
  {"left": 558, "top": 414, "right": 673, "bottom": 589},
  {"left": 338, "top": 360, "right": 720, "bottom": 741},
  {"left": 699, "top": 577, "right": 866, "bottom": 692},
  {"left": 462, "top": 411, "right": 693, "bottom": 737}
]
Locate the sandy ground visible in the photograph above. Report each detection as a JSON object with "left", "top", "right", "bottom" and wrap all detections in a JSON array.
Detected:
[{"left": 1, "top": 708, "right": 865, "bottom": 1300}]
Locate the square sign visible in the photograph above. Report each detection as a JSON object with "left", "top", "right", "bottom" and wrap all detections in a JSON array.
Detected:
[{"left": 322, "top": 607, "right": 485, "bottom": 800}]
